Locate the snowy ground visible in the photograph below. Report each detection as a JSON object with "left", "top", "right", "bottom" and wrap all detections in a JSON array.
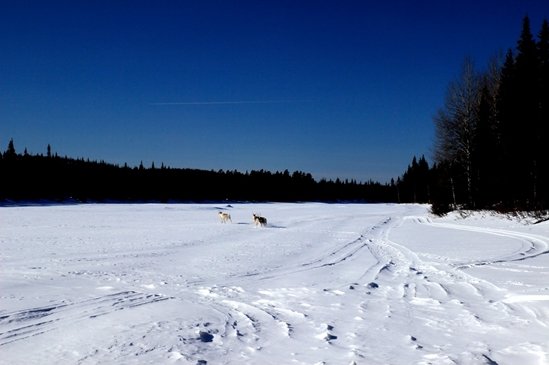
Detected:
[{"left": 1, "top": 203, "right": 548, "bottom": 365}]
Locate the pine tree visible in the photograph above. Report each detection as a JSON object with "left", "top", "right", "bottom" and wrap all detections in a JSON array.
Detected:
[
  {"left": 496, "top": 50, "right": 520, "bottom": 208},
  {"left": 416, "top": 156, "right": 430, "bottom": 203},
  {"left": 397, "top": 155, "right": 430, "bottom": 204},
  {"left": 473, "top": 83, "right": 500, "bottom": 208},
  {"left": 537, "top": 19, "right": 549, "bottom": 207},
  {"left": 5, "top": 138, "right": 16, "bottom": 158},
  {"left": 514, "top": 16, "right": 541, "bottom": 206}
]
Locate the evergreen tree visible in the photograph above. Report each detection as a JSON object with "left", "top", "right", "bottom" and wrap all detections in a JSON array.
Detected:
[
  {"left": 472, "top": 83, "right": 500, "bottom": 207},
  {"left": 429, "top": 161, "right": 455, "bottom": 215},
  {"left": 397, "top": 155, "right": 430, "bottom": 203},
  {"left": 496, "top": 50, "right": 520, "bottom": 208},
  {"left": 537, "top": 19, "right": 549, "bottom": 207},
  {"left": 417, "top": 156, "right": 430, "bottom": 203},
  {"left": 514, "top": 16, "right": 541, "bottom": 206},
  {"left": 5, "top": 138, "right": 16, "bottom": 158}
]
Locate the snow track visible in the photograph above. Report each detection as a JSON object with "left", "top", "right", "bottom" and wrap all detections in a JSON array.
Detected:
[
  {"left": 0, "top": 291, "right": 171, "bottom": 347},
  {"left": 1, "top": 203, "right": 548, "bottom": 364},
  {"left": 428, "top": 221, "right": 549, "bottom": 268}
]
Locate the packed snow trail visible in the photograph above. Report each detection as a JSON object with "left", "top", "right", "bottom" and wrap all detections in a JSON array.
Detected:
[{"left": 1, "top": 203, "right": 548, "bottom": 364}]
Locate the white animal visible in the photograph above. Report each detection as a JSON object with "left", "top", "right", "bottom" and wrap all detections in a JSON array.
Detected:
[
  {"left": 218, "top": 211, "right": 232, "bottom": 223},
  {"left": 253, "top": 213, "right": 267, "bottom": 227}
]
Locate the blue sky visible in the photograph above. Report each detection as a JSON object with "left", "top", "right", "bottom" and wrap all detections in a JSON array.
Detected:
[{"left": 1, "top": 1, "right": 548, "bottom": 182}]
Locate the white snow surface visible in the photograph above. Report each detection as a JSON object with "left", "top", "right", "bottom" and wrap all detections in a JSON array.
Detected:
[{"left": 1, "top": 203, "right": 548, "bottom": 365}]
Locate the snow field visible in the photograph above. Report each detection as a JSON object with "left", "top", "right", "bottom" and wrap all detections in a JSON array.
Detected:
[{"left": 1, "top": 203, "right": 548, "bottom": 364}]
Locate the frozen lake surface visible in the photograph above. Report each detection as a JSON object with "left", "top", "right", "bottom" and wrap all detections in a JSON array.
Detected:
[{"left": 1, "top": 203, "right": 548, "bottom": 364}]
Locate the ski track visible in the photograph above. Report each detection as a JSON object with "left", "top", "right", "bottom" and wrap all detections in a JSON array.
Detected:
[{"left": 1, "top": 204, "right": 549, "bottom": 364}]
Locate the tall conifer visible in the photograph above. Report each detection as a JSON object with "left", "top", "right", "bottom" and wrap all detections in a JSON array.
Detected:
[
  {"left": 538, "top": 19, "right": 549, "bottom": 206},
  {"left": 515, "top": 16, "right": 540, "bottom": 206}
]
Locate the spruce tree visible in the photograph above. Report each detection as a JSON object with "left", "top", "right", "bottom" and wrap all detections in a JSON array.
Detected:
[
  {"left": 473, "top": 83, "right": 500, "bottom": 208},
  {"left": 5, "top": 138, "right": 16, "bottom": 158},
  {"left": 515, "top": 16, "right": 540, "bottom": 207},
  {"left": 537, "top": 19, "right": 549, "bottom": 207},
  {"left": 496, "top": 50, "right": 519, "bottom": 208}
]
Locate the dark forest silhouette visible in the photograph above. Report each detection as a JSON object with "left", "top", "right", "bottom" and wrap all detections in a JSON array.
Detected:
[
  {"left": 430, "top": 16, "right": 549, "bottom": 214},
  {"left": 0, "top": 139, "right": 397, "bottom": 203},
  {"left": 1, "top": 17, "right": 547, "bottom": 213}
]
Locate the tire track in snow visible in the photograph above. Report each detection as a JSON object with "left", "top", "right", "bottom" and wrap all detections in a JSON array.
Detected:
[
  {"left": 0, "top": 291, "right": 172, "bottom": 346},
  {"left": 354, "top": 214, "right": 549, "bottom": 364},
  {"left": 416, "top": 219, "right": 549, "bottom": 268},
  {"left": 189, "top": 215, "right": 425, "bottom": 363},
  {"left": 299, "top": 234, "right": 368, "bottom": 269},
  {"left": 222, "top": 218, "right": 378, "bottom": 284}
]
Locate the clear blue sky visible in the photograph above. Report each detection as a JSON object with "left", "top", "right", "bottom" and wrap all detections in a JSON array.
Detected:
[{"left": 1, "top": 1, "right": 547, "bottom": 182}]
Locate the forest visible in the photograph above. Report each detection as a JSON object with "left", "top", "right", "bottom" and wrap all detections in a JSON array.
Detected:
[
  {"left": 0, "top": 140, "right": 397, "bottom": 203},
  {"left": 1, "top": 17, "right": 547, "bottom": 213},
  {"left": 430, "top": 16, "right": 549, "bottom": 214}
]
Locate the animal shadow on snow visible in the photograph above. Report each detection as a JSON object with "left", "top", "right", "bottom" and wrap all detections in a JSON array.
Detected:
[{"left": 234, "top": 222, "right": 286, "bottom": 229}]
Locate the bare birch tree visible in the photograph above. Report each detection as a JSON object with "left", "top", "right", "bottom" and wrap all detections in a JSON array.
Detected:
[{"left": 433, "top": 58, "right": 480, "bottom": 207}]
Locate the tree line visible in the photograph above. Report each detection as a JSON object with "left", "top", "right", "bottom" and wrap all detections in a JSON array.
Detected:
[
  {"left": 364, "top": 16, "right": 549, "bottom": 214},
  {"left": 430, "top": 16, "right": 549, "bottom": 214},
  {"left": 0, "top": 139, "right": 396, "bottom": 203}
]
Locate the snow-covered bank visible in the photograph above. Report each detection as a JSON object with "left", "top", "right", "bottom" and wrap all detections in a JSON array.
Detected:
[{"left": 1, "top": 203, "right": 548, "bottom": 364}]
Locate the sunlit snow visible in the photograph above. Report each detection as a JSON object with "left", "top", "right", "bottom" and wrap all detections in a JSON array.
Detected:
[{"left": 1, "top": 203, "right": 548, "bottom": 364}]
